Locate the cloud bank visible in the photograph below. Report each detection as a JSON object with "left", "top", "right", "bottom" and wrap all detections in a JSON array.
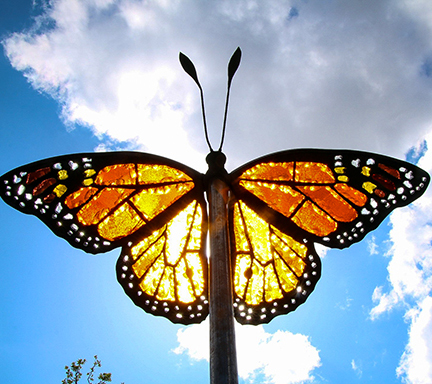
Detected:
[
  {"left": 4, "top": 0, "right": 432, "bottom": 168},
  {"left": 371, "top": 133, "right": 432, "bottom": 384}
]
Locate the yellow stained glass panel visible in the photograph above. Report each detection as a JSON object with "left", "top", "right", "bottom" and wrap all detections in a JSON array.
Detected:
[
  {"left": 233, "top": 201, "right": 309, "bottom": 305},
  {"left": 137, "top": 164, "right": 192, "bottom": 184},
  {"left": 271, "top": 230, "right": 306, "bottom": 277},
  {"left": 186, "top": 253, "right": 205, "bottom": 295},
  {"left": 264, "top": 264, "right": 283, "bottom": 302},
  {"left": 233, "top": 208, "right": 249, "bottom": 252},
  {"left": 235, "top": 202, "right": 272, "bottom": 264},
  {"left": 98, "top": 202, "right": 144, "bottom": 240},
  {"left": 142, "top": 256, "right": 165, "bottom": 296},
  {"left": 130, "top": 200, "right": 205, "bottom": 304},
  {"left": 272, "top": 226, "right": 307, "bottom": 257},
  {"left": 233, "top": 253, "right": 252, "bottom": 299},
  {"left": 175, "top": 258, "right": 195, "bottom": 303},
  {"left": 131, "top": 236, "right": 164, "bottom": 278},
  {"left": 58, "top": 170, "right": 68, "bottom": 180},
  {"left": 274, "top": 255, "right": 298, "bottom": 292},
  {"left": 53, "top": 184, "right": 67, "bottom": 197},
  {"left": 157, "top": 266, "right": 175, "bottom": 301},
  {"left": 130, "top": 227, "right": 164, "bottom": 261},
  {"left": 131, "top": 182, "right": 193, "bottom": 221},
  {"left": 245, "top": 260, "right": 264, "bottom": 305},
  {"left": 363, "top": 181, "right": 377, "bottom": 194}
]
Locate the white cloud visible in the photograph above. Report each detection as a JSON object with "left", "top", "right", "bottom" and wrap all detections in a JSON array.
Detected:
[
  {"left": 371, "top": 134, "right": 432, "bottom": 317},
  {"left": 351, "top": 359, "right": 362, "bottom": 378},
  {"left": 397, "top": 296, "right": 432, "bottom": 384},
  {"left": 173, "top": 320, "right": 321, "bottom": 384},
  {"left": 367, "top": 235, "right": 379, "bottom": 256}
]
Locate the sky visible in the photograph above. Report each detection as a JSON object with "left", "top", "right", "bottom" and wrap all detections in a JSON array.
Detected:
[{"left": 0, "top": 1, "right": 432, "bottom": 383}]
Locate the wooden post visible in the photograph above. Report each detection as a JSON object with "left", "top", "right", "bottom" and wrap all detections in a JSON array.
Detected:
[{"left": 208, "top": 177, "right": 239, "bottom": 384}]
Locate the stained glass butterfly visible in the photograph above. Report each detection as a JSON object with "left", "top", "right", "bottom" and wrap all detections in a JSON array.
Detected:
[{"left": 1, "top": 48, "right": 429, "bottom": 326}]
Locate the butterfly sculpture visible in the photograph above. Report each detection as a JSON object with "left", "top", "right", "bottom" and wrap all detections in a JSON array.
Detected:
[{"left": 1, "top": 48, "right": 429, "bottom": 326}]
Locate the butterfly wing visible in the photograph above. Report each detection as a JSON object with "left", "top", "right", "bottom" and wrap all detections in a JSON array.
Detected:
[
  {"left": 229, "top": 149, "right": 429, "bottom": 324},
  {"left": 0, "top": 152, "right": 209, "bottom": 324},
  {"left": 229, "top": 199, "right": 321, "bottom": 324},
  {"left": 117, "top": 199, "right": 208, "bottom": 324}
]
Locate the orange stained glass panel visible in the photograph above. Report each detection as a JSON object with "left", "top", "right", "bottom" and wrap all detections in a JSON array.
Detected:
[
  {"left": 378, "top": 163, "right": 401, "bottom": 179},
  {"left": 239, "top": 162, "right": 294, "bottom": 181},
  {"left": 130, "top": 201, "right": 205, "bottom": 304},
  {"left": 77, "top": 188, "right": 134, "bottom": 225},
  {"left": 131, "top": 182, "right": 193, "bottom": 221},
  {"left": 95, "top": 163, "right": 193, "bottom": 186},
  {"left": 95, "top": 164, "right": 137, "bottom": 185},
  {"left": 33, "top": 178, "right": 56, "bottom": 196},
  {"left": 98, "top": 202, "right": 144, "bottom": 240},
  {"left": 334, "top": 183, "right": 367, "bottom": 207},
  {"left": 296, "top": 185, "right": 358, "bottom": 222},
  {"left": 372, "top": 173, "right": 396, "bottom": 191},
  {"left": 239, "top": 180, "right": 304, "bottom": 218},
  {"left": 65, "top": 187, "right": 99, "bottom": 209},
  {"left": 26, "top": 167, "right": 51, "bottom": 184},
  {"left": 294, "top": 162, "right": 335, "bottom": 183},
  {"left": 292, "top": 200, "right": 337, "bottom": 236}
]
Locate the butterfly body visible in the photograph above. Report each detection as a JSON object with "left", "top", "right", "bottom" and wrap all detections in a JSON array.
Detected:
[{"left": 1, "top": 147, "right": 428, "bottom": 325}]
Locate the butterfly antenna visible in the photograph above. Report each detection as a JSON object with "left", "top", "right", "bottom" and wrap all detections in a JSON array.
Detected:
[
  {"left": 179, "top": 52, "right": 213, "bottom": 152},
  {"left": 218, "top": 47, "right": 242, "bottom": 152}
]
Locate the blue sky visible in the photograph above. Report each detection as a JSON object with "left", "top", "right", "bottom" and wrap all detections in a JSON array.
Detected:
[{"left": 1, "top": 1, "right": 432, "bottom": 383}]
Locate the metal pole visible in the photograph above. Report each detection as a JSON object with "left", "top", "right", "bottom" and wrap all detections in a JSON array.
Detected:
[{"left": 208, "top": 177, "right": 239, "bottom": 384}]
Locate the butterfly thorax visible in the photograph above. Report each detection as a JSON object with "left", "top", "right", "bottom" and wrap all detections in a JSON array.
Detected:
[{"left": 205, "top": 151, "right": 229, "bottom": 186}]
